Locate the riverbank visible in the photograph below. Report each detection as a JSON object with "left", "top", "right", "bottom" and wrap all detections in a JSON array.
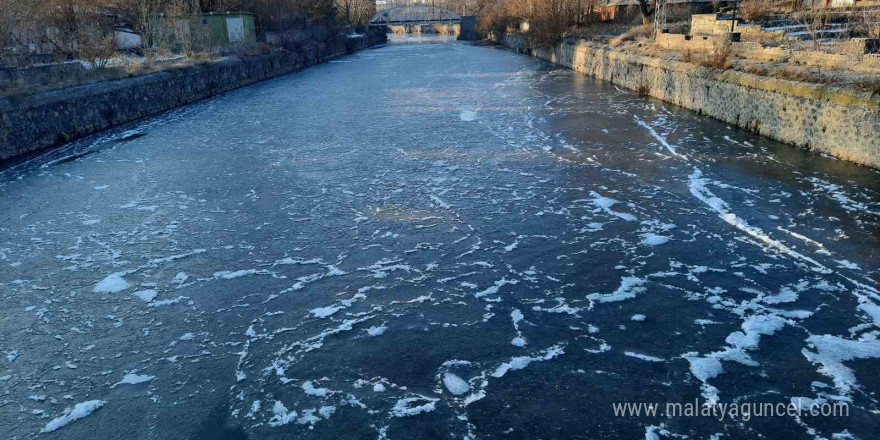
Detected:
[
  {"left": 497, "top": 33, "right": 880, "bottom": 168},
  {"left": 0, "top": 31, "right": 387, "bottom": 164}
]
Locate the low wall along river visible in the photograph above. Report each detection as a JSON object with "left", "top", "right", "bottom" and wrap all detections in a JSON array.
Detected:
[
  {"left": 500, "top": 34, "right": 880, "bottom": 168},
  {"left": 0, "top": 32, "right": 386, "bottom": 164}
]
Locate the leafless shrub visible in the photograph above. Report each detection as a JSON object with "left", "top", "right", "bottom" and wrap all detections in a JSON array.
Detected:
[
  {"left": 740, "top": 0, "right": 774, "bottom": 23},
  {"left": 710, "top": 38, "right": 734, "bottom": 69},
  {"left": 77, "top": 21, "right": 117, "bottom": 68},
  {"left": 853, "top": 9, "right": 880, "bottom": 39},
  {"left": 793, "top": 3, "right": 831, "bottom": 48}
]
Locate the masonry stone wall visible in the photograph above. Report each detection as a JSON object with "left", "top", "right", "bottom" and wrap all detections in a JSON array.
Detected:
[
  {"left": 501, "top": 34, "right": 880, "bottom": 168},
  {"left": 0, "top": 31, "right": 387, "bottom": 164}
]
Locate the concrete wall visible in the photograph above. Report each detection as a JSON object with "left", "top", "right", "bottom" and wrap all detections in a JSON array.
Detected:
[
  {"left": 0, "top": 31, "right": 386, "bottom": 163},
  {"left": 500, "top": 34, "right": 880, "bottom": 168},
  {"left": 458, "top": 16, "right": 479, "bottom": 41}
]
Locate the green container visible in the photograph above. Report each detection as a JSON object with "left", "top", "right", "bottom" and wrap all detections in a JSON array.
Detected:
[{"left": 200, "top": 12, "right": 257, "bottom": 46}]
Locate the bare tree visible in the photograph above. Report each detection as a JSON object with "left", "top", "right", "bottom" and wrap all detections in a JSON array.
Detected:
[{"left": 337, "top": 0, "right": 376, "bottom": 29}]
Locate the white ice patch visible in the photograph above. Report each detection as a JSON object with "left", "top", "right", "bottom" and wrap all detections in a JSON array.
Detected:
[
  {"left": 94, "top": 272, "right": 130, "bottom": 293},
  {"left": 587, "top": 277, "right": 647, "bottom": 303},
  {"left": 631, "top": 314, "right": 646, "bottom": 322},
  {"left": 268, "top": 401, "right": 297, "bottom": 427},
  {"left": 802, "top": 335, "right": 880, "bottom": 395},
  {"left": 459, "top": 110, "right": 478, "bottom": 122},
  {"left": 41, "top": 400, "right": 106, "bottom": 433},
  {"left": 132, "top": 289, "right": 158, "bottom": 302},
  {"left": 172, "top": 272, "right": 189, "bottom": 285},
  {"left": 392, "top": 396, "right": 438, "bottom": 417},
  {"left": 442, "top": 373, "right": 471, "bottom": 395},
  {"left": 302, "top": 381, "right": 331, "bottom": 397},
  {"left": 640, "top": 234, "right": 669, "bottom": 246},
  {"left": 429, "top": 195, "right": 453, "bottom": 209},
  {"left": 857, "top": 302, "right": 880, "bottom": 324},
  {"left": 590, "top": 191, "right": 636, "bottom": 222},
  {"left": 684, "top": 354, "right": 723, "bottom": 403},
  {"left": 367, "top": 325, "right": 387, "bottom": 336},
  {"left": 311, "top": 306, "right": 341, "bottom": 318},
  {"left": 113, "top": 373, "right": 155, "bottom": 387},
  {"left": 725, "top": 314, "right": 788, "bottom": 351}
]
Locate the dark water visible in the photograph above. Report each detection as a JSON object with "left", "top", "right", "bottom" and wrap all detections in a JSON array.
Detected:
[{"left": 0, "top": 35, "right": 878, "bottom": 440}]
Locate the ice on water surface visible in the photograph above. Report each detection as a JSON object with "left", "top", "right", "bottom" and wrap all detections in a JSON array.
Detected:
[{"left": 0, "top": 36, "right": 878, "bottom": 440}]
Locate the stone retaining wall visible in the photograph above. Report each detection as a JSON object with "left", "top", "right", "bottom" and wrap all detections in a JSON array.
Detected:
[
  {"left": 501, "top": 34, "right": 880, "bottom": 168},
  {"left": 0, "top": 31, "right": 386, "bottom": 163}
]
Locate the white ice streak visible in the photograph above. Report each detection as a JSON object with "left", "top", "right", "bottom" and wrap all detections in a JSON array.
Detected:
[
  {"left": 213, "top": 269, "right": 267, "bottom": 279},
  {"left": 689, "top": 168, "right": 827, "bottom": 271},
  {"left": 392, "top": 396, "right": 439, "bottom": 417},
  {"left": 625, "top": 352, "right": 664, "bottom": 362},
  {"left": 633, "top": 115, "right": 688, "bottom": 160},
  {"left": 510, "top": 309, "right": 527, "bottom": 347},
  {"left": 41, "top": 400, "right": 107, "bottom": 433},
  {"left": 475, "top": 277, "right": 518, "bottom": 299},
  {"left": 147, "top": 249, "right": 206, "bottom": 265},
  {"left": 587, "top": 277, "right": 647, "bottom": 303},
  {"left": 492, "top": 345, "right": 565, "bottom": 378}
]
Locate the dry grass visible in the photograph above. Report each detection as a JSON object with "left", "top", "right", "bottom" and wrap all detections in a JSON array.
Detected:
[
  {"left": 853, "top": 79, "right": 880, "bottom": 95},
  {"left": 771, "top": 68, "right": 834, "bottom": 84},
  {"left": 744, "top": 64, "right": 769, "bottom": 75},
  {"left": 610, "top": 24, "right": 653, "bottom": 46},
  {"left": 681, "top": 49, "right": 693, "bottom": 63}
]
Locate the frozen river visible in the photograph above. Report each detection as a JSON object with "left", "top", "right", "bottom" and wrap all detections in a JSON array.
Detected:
[{"left": 1, "top": 35, "right": 878, "bottom": 440}]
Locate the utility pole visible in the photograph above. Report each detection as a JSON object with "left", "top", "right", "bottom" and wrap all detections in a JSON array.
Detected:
[
  {"left": 653, "top": 0, "right": 667, "bottom": 38},
  {"left": 730, "top": 0, "right": 739, "bottom": 33}
]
